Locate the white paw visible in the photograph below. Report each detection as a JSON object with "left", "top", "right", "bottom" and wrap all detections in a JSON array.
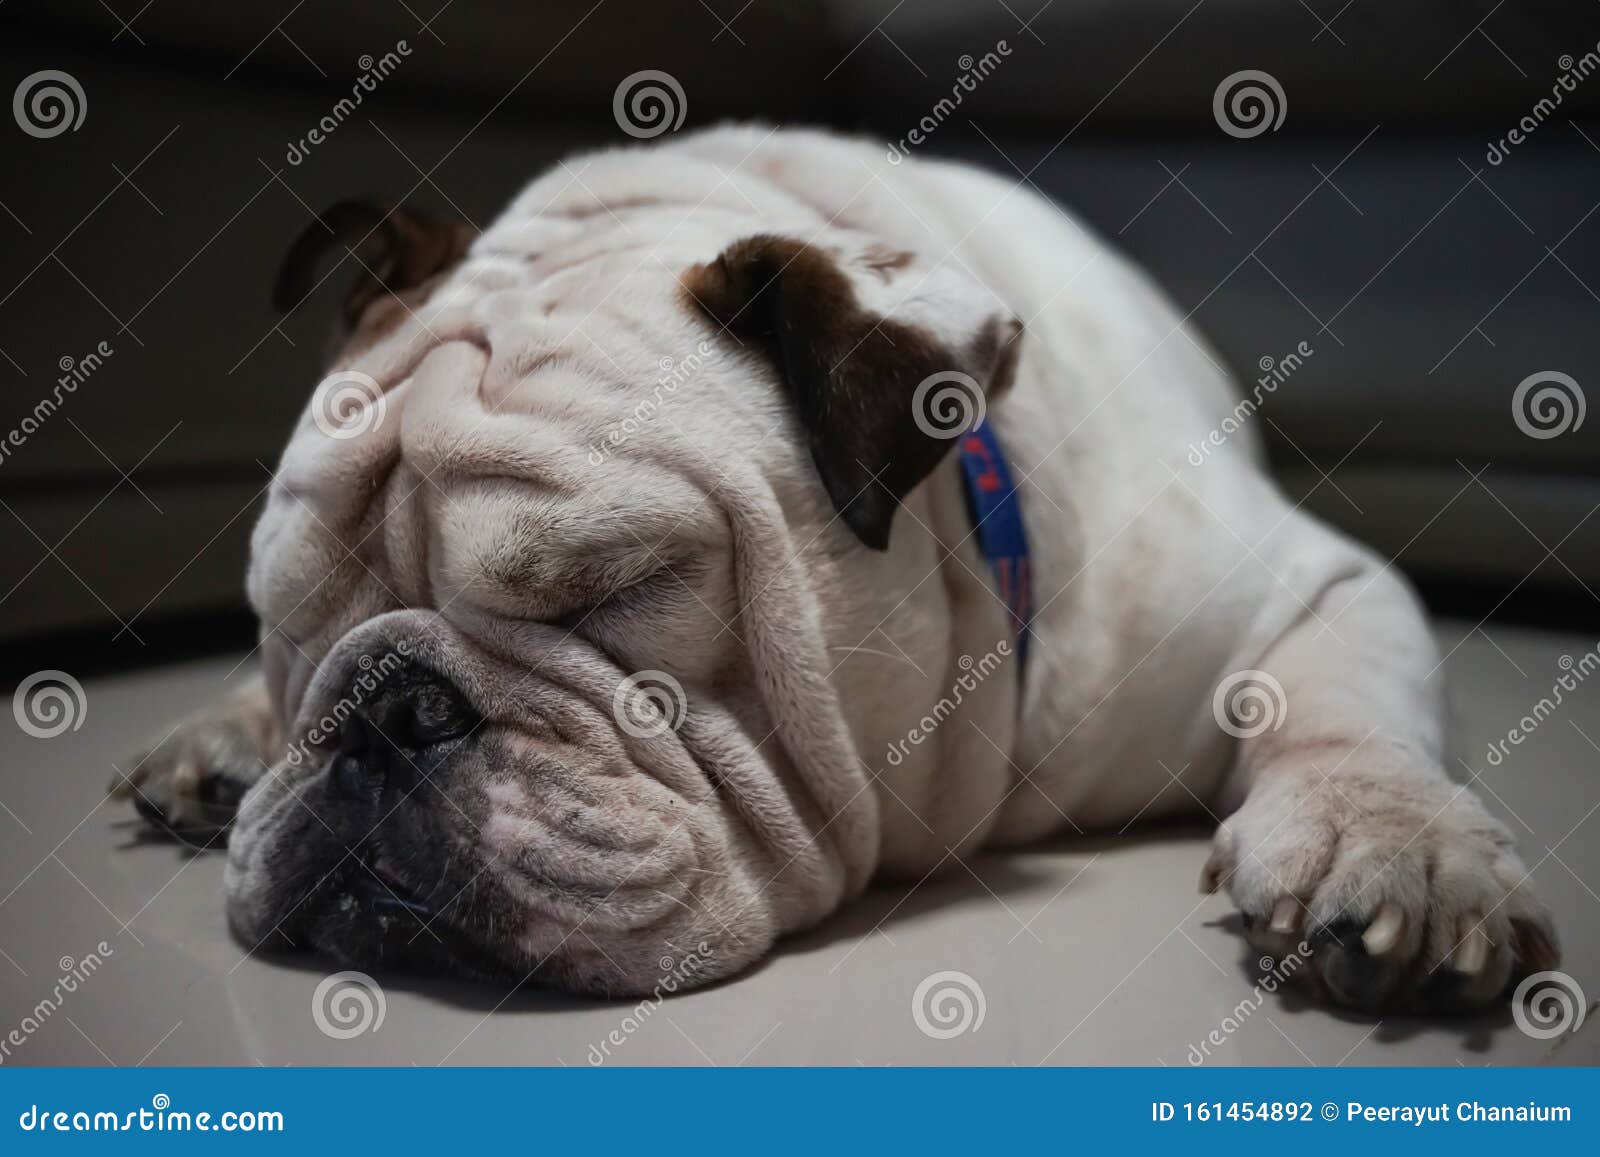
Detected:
[
  {"left": 111, "top": 710, "right": 269, "bottom": 843},
  {"left": 1204, "top": 764, "right": 1558, "bottom": 1013}
]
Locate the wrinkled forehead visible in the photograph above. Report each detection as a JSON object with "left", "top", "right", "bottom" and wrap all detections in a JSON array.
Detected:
[
  {"left": 274, "top": 239, "right": 743, "bottom": 484},
  {"left": 281, "top": 149, "right": 815, "bottom": 490}
]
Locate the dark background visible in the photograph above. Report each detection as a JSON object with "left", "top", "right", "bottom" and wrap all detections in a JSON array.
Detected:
[{"left": 2, "top": 0, "right": 1598, "bottom": 679}]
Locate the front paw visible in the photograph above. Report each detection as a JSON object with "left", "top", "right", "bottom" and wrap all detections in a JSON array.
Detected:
[
  {"left": 111, "top": 712, "right": 268, "bottom": 843},
  {"left": 1204, "top": 767, "right": 1559, "bottom": 1014}
]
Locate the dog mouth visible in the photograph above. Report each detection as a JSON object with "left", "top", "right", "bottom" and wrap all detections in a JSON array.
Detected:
[
  {"left": 349, "top": 855, "right": 437, "bottom": 919},
  {"left": 223, "top": 785, "right": 535, "bottom": 986},
  {"left": 266, "top": 834, "right": 521, "bottom": 983}
]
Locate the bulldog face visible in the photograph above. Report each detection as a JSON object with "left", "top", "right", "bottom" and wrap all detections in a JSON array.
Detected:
[{"left": 225, "top": 190, "right": 1021, "bottom": 995}]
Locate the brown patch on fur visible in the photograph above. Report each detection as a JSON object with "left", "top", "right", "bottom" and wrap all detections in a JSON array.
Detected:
[
  {"left": 681, "top": 235, "right": 857, "bottom": 335},
  {"left": 274, "top": 200, "right": 475, "bottom": 330},
  {"left": 680, "top": 234, "right": 1019, "bottom": 550}
]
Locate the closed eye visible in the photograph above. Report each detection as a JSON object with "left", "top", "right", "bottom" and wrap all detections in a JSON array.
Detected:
[{"left": 554, "top": 555, "right": 700, "bottom": 629}]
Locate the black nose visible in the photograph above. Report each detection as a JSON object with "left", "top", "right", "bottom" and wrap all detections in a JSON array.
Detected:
[{"left": 332, "top": 662, "right": 475, "bottom": 797}]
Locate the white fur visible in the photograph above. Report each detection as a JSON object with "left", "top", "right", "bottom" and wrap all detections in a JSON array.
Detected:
[{"left": 137, "top": 126, "right": 1551, "bottom": 1001}]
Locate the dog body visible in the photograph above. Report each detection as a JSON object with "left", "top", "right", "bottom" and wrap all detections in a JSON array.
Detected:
[{"left": 120, "top": 126, "right": 1554, "bottom": 1009}]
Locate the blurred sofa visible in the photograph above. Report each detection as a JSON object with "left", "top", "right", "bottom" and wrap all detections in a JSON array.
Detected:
[{"left": 2, "top": 0, "right": 1597, "bottom": 647}]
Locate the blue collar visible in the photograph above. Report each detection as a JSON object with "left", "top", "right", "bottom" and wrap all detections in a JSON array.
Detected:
[{"left": 956, "top": 419, "right": 1033, "bottom": 670}]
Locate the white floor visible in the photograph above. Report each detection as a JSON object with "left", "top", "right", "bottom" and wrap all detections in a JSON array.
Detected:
[{"left": 1, "top": 620, "right": 1596, "bottom": 1066}]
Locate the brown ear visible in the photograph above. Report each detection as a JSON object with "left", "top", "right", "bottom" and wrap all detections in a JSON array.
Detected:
[
  {"left": 682, "top": 235, "right": 1021, "bottom": 550},
  {"left": 273, "top": 200, "right": 474, "bottom": 327}
]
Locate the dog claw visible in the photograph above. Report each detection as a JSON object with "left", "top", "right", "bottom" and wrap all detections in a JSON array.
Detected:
[
  {"left": 1451, "top": 920, "right": 1490, "bottom": 975},
  {"left": 1361, "top": 902, "right": 1404, "bottom": 956},
  {"left": 1269, "top": 895, "right": 1301, "bottom": 935}
]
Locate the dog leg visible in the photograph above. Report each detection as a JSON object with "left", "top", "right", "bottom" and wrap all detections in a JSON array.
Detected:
[
  {"left": 1203, "top": 561, "right": 1558, "bottom": 1013},
  {"left": 111, "top": 673, "right": 280, "bottom": 843}
]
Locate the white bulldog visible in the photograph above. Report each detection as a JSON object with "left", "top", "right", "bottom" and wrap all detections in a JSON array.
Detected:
[{"left": 116, "top": 126, "right": 1556, "bottom": 1009}]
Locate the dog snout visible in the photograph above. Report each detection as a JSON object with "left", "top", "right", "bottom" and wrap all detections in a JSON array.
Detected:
[{"left": 331, "top": 661, "right": 477, "bottom": 796}]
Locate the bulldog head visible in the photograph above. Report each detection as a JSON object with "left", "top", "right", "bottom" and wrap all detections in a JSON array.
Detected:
[{"left": 226, "top": 180, "right": 1021, "bottom": 996}]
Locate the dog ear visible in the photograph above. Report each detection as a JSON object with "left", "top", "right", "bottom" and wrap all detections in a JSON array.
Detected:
[
  {"left": 273, "top": 200, "right": 474, "bottom": 328},
  {"left": 682, "top": 235, "right": 1021, "bottom": 550}
]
